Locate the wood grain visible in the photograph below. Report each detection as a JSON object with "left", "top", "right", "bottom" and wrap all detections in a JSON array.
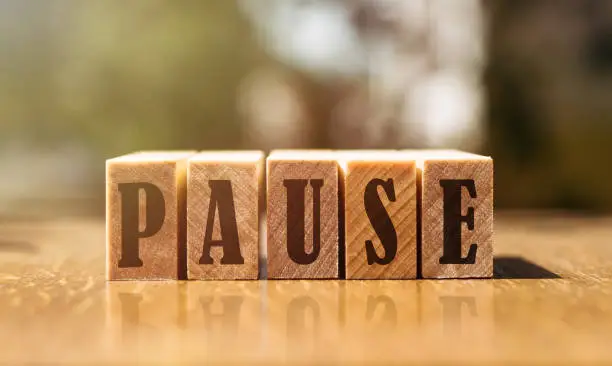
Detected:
[
  {"left": 340, "top": 151, "right": 417, "bottom": 279},
  {"left": 266, "top": 150, "right": 339, "bottom": 279},
  {"left": 186, "top": 151, "right": 264, "bottom": 280},
  {"left": 2, "top": 213, "right": 612, "bottom": 364},
  {"left": 106, "top": 151, "right": 194, "bottom": 280},
  {"left": 418, "top": 150, "right": 494, "bottom": 278}
]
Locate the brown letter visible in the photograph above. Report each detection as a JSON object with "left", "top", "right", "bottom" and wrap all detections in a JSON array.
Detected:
[
  {"left": 284, "top": 179, "right": 323, "bottom": 265},
  {"left": 200, "top": 180, "right": 244, "bottom": 265},
  {"left": 364, "top": 178, "right": 397, "bottom": 265},
  {"left": 439, "top": 179, "right": 477, "bottom": 264},
  {"left": 118, "top": 183, "right": 165, "bottom": 268}
]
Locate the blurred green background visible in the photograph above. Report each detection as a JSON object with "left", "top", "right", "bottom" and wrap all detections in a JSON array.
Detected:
[{"left": 1, "top": 0, "right": 612, "bottom": 216}]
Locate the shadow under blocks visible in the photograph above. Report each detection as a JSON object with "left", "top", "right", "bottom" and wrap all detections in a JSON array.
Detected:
[{"left": 493, "top": 256, "right": 561, "bottom": 279}]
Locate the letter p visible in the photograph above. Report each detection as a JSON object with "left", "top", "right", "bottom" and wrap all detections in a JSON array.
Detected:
[{"left": 118, "top": 182, "right": 166, "bottom": 268}]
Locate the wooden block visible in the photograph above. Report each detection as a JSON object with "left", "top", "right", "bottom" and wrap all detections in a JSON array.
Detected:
[
  {"left": 339, "top": 151, "right": 417, "bottom": 279},
  {"left": 266, "top": 150, "right": 339, "bottom": 279},
  {"left": 417, "top": 150, "right": 494, "bottom": 278},
  {"left": 186, "top": 151, "right": 264, "bottom": 280},
  {"left": 106, "top": 151, "right": 194, "bottom": 280}
]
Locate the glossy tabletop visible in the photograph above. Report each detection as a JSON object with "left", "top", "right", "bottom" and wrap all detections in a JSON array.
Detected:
[{"left": 1, "top": 213, "right": 611, "bottom": 364}]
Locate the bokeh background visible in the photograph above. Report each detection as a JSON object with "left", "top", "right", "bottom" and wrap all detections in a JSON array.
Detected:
[{"left": 2, "top": 0, "right": 612, "bottom": 217}]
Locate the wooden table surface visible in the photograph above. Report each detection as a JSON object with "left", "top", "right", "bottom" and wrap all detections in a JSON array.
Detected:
[{"left": 0, "top": 212, "right": 611, "bottom": 365}]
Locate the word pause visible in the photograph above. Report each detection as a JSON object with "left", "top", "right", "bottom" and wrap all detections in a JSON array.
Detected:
[{"left": 106, "top": 150, "right": 493, "bottom": 281}]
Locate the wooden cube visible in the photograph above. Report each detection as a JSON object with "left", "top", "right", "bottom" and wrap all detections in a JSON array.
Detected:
[
  {"left": 106, "top": 151, "right": 194, "bottom": 280},
  {"left": 339, "top": 151, "right": 417, "bottom": 279},
  {"left": 186, "top": 151, "right": 264, "bottom": 280},
  {"left": 266, "top": 150, "right": 340, "bottom": 279},
  {"left": 417, "top": 150, "right": 494, "bottom": 278}
]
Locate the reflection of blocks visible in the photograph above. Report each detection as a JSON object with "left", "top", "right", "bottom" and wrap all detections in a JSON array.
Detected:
[
  {"left": 106, "top": 151, "right": 194, "bottom": 280},
  {"left": 186, "top": 151, "right": 264, "bottom": 280},
  {"left": 416, "top": 151, "right": 494, "bottom": 279},
  {"left": 418, "top": 281, "right": 495, "bottom": 345},
  {"left": 266, "top": 150, "right": 340, "bottom": 279},
  {"left": 266, "top": 281, "right": 343, "bottom": 361},
  {"left": 339, "top": 151, "right": 418, "bottom": 279},
  {"left": 105, "top": 282, "right": 185, "bottom": 358},
  {"left": 184, "top": 282, "right": 263, "bottom": 362},
  {"left": 345, "top": 281, "right": 420, "bottom": 336}
]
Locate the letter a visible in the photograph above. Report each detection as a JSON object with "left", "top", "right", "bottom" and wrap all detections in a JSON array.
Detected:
[
  {"left": 200, "top": 180, "right": 244, "bottom": 265},
  {"left": 118, "top": 182, "right": 166, "bottom": 268}
]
